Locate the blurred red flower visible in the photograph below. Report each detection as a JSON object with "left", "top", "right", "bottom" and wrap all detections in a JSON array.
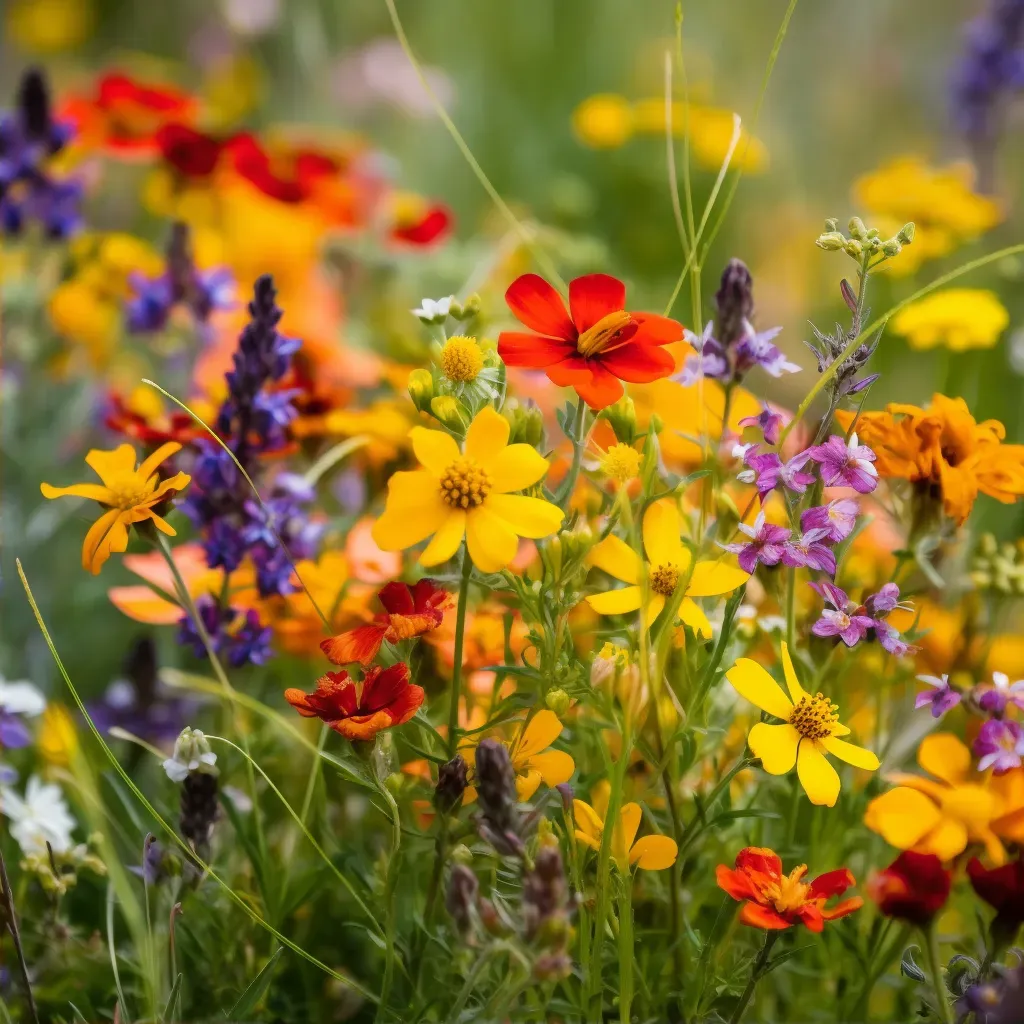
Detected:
[
  {"left": 868, "top": 851, "right": 952, "bottom": 924},
  {"left": 968, "top": 856, "right": 1024, "bottom": 926}
]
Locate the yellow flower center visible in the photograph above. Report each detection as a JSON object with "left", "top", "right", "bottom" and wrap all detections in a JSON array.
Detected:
[
  {"left": 109, "top": 478, "right": 155, "bottom": 510},
  {"left": 790, "top": 693, "right": 839, "bottom": 740},
  {"left": 764, "top": 866, "right": 810, "bottom": 913},
  {"left": 441, "top": 335, "right": 484, "bottom": 382},
  {"left": 649, "top": 562, "right": 679, "bottom": 596},
  {"left": 600, "top": 443, "right": 641, "bottom": 483},
  {"left": 439, "top": 457, "right": 492, "bottom": 509},
  {"left": 576, "top": 310, "right": 633, "bottom": 358}
]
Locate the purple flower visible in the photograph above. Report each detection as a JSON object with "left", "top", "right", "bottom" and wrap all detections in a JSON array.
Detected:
[
  {"left": 975, "top": 718, "right": 1024, "bottom": 774},
  {"left": 735, "top": 446, "right": 815, "bottom": 499},
  {"left": 734, "top": 326, "right": 801, "bottom": 378},
  {"left": 809, "top": 581, "right": 874, "bottom": 646},
  {"left": 739, "top": 404, "right": 786, "bottom": 445},
  {"left": 679, "top": 322, "right": 730, "bottom": 384},
  {"left": 800, "top": 498, "right": 859, "bottom": 543},
  {"left": 914, "top": 674, "right": 962, "bottom": 719},
  {"left": 977, "top": 672, "right": 1024, "bottom": 715},
  {"left": 782, "top": 529, "right": 837, "bottom": 575},
  {"left": 0, "top": 677, "right": 45, "bottom": 749},
  {"left": 807, "top": 433, "right": 878, "bottom": 493},
  {"left": 874, "top": 622, "right": 914, "bottom": 657},
  {"left": 719, "top": 511, "right": 790, "bottom": 573},
  {"left": 130, "top": 834, "right": 169, "bottom": 886},
  {"left": 864, "top": 582, "right": 901, "bottom": 617},
  {"left": 178, "top": 598, "right": 273, "bottom": 668}
]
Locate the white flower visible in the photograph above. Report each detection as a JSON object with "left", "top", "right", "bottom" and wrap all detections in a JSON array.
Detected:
[
  {"left": 162, "top": 727, "right": 218, "bottom": 783},
  {"left": 1, "top": 776, "right": 77, "bottom": 856},
  {"left": 412, "top": 296, "right": 453, "bottom": 323},
  {"left": 0, "top": 676, "right": 46, "bottom": 717}
]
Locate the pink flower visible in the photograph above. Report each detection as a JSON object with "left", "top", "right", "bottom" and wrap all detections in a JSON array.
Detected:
[
  {"left": 914, "top": 675, "right": 961, "bottom": 719},
  {"left": 975, "top": 719, "right": 1024, "bottom": 775},
  {"left": 719, "top": 511, "right": 790, "bottom": 574},
  {"left": 800, "top": 498, "right": 859, "bottom": 543},
  {"left": 739, "top": 404, "right": 786, "bottom": 445},
  {"left": 782, "top": 529, "right": 837, "bottom": 575},
  {"left": 809, "top": 582, "right": 873, "bottom": 646},
  {"left": 807, "top": 433, "right": 878, "bottom": 493}
]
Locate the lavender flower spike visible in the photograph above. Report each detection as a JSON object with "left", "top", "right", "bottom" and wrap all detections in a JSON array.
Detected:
[
  {"left": 807, "top": 433, "right": 878, "bottom": 493},
  {"left": 915, "top": 674, "right": 962, "bottom": 719}
]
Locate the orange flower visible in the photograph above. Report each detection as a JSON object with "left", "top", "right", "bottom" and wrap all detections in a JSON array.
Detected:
[
  {"left": 284, "top": 662, "right": 423, "bottom": 741},
  {"left": 320, "top": 579, "right": 451, "bottom": 667},
  {"left": 837, "top": 395, "right": 1024, "bottom": 525},
  {"left": 717, "top": 847, "right": 862, "bottom": 931},
  {"left": 109, "top": 542, "right": 226, "bottom": 624}
]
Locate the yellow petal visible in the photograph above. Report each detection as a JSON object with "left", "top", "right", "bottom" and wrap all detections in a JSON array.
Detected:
[
  {"left": 420, "top": 510, "right": 466, "bottom": 566},
  {"left": 516, "top": 770, "right": 542, "bottom": 802},
  {"left": 616, "top": 803, "right": 642, "bottom": 863},
  {"left": 464, "top": 406, "right": 510, "bottom": 466},
  {"left": 797, "top": 740, "right": 840, "bottom": 807},
  {"left": 148, "top": 472, "right": 191, "bottom": 502},
  {"left": 685, "top": 560, "right": 749, "bottom": 598},
  {"left": 574, "top": 799, "right": 605, "bottom": 841},
  {"left": 590, "top": 779, "right": 611, "bottom": 820},
  {"left": 642, "top": 499, "right": 687, "bottom": 567},
  {"left": 586, "top": 586, "right": 643, "bottom": 615},
  {"left": 525, "top": 749, "right": 575, "bottom": 786},
  {"left": 725, "top": 659, "right": 794, "bottom": 721},
  {"left": 678, "top": 597, "right": 712, "bottom": 639},
  {"left": 645, "top": 593, "right": 666, "bottom": 626},
  {"left": 864, "top": 787, "right": 942, "bottom": 849},
  {"left": 85, "top": 445, "right": 138, "bottom": 487},
  {"left": 137, "top": 441, "right": 182, "bottom": 482},
  {"left": 917, "top": 733, "right": 971, "bottom": 785},
  {"left": 410, "top": 426, "right": 460, "bottom": 474},
  {"left": 748, "top": 722, "right": 800, "bottom": 775},
  {"left": 512, "top": 709, "right": 563, "bottom": 760},
  {"left": 144, "top": 511, "right": 178, "bottom": 536},
  {"left": 372, "top": 471, "right": 448, "bottom": 550},
  {"left": 629, "top": 834, "right": 678, "bottom": 871},
  {"left": 919, "top": 818, "right": 970, "bottom": 861},
  {"left": 82, "top": 508, "right": 129, "bottom": 574},
  {"left": 465, "top": 504, "right": 518, "bottom": 572},
  {"left": 590, "top": 533, "right": 641, "bottom": 584},
  {"left": 488, "top": 444, "right": 550, "bottom": 493},
  {"left": 40, "top": 482, "right": 115, "bottom": 502},
  {"left": 486, "top": 494, "right": 563, "bottom": 539},
  {"left": 780, "top": 642, "right": 810, "bottom": 705},
  {"left": 574, "top": 829, "right": 602, "bottom": 853},
  {"left": 823, "top": 736, "right": 880, "bottom": 771}
]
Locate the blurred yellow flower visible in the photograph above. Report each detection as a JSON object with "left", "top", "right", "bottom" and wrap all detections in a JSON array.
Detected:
[
  {"left": 572, "top": 94, "right": 635, "bottom": 148},
  {"left": 38, "top": 705, "right": 78, "bottom": 766},
  {"left": 6, "top": 0, "right": 94, "bottom": 53},
  {"left": 891, "top": 288, "right": 1009, "bottom": 351}
]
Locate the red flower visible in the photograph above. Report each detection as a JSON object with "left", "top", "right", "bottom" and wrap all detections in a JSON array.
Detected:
[
  {"left": 497, "top": 273, "right": 683, "bottom": 409},
  {"left": 284, "top": 662, "right": 424, "bottom": 741},
  {"left": 868, "top": 851, "right": 951, "bottom": 924},
  {"left": 104, "top": 393, "right": 204, "bottom": 447},
  {"left": 716, "top": 847, "right": 862, "bottom": 932},
  {"left": 390, "top": 203, "right": 453, "bottom": 246},
  {"left": 320, "top": 580, "right": 451, "bottom": 667},
  {"left": 156, "top": 124, "right": 226, "bottom": 179},
  {"left": 968, "top": 856, "right": 1024, "bottom": 926},
  {"left": 227, "top": 133, "right": 340, "bottom": 204}
]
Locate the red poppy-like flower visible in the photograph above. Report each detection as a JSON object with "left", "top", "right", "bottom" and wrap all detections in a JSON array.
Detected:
[
  {"left": 497, "top": 273, "right": 683, "bottom": 409},
  {"left": 968, "top": 856, "right": 1024, "bottom": 926},
  {"left": 716, "top": 847, "right": 862, "bottom": 932},
  {"left": 390, "top": 203, "right": 452, "bottom": 246},
  {"left": 156, "top": 124, "right": 227, "bottom": 179},
  {"left": 868, "top": 851, "right": 952, "bottom": 925},
  {"left": 320, "top": 579, "right": 451, "bottom": 667},
  {"left": 284, "top": 662, "right": 424, "bottom": 741}
]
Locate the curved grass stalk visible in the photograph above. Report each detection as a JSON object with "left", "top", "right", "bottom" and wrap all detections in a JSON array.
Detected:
[
  {"left": 17, "top": 560, "right": 378, "bottom": 1005},
  {"left": 303, "top": 436, "right": 370, "bottom": 487},
  {"left": 106, "top": 884, "right": 131, "bottom": 1024}
]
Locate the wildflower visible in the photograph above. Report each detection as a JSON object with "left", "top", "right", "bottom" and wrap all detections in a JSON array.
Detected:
[
  {"left": 474, "top": 739, "right": 528, "bottom": 857},
  {"left": 891, "top": 289, "right": 1009, "bottom": 352},
  {"left": 321, "top": 579, "right": 450, "bottom": 667},
  {"left": 571, "top": 94, "right": 634, "bottom": 148},
  {"left": 0, "top": 776, "right": 77, "bottom": 856},
  {"left": 806, "top": 433, "right": 878, "bottom": 493},
  {"left": 719, "top": 510, "right": 791, "bottom": 574},
  {"left": 440, "top": 335, "right": 484, "bottom": 382},
  {"left": 726, "top": 641, "right": 880, "bottom": 806},
  {"left": 800, "top": 498, "right": 859, "bottom": 544},
  {"left": 0, "top": 675, "right": 45, "bottom": 750},
  {"left": 599, "top": 442, "right": 642, "bottom": 484},
  {"left": 284, "top": 663, "right": 424, "bottom": 741},
  {"left": 37, "top": 705, "right": 78, "bottom": 766},
  {"left": 178, "top": 597, "right": 273, "bottom": 668},
  {"left": 180, "top": 770, "right": 219, "bottom": 861},
  {"left": 968, "top": 855, "right": 1024, "bottom": 930},
  {"left": 716, "top": 847, "right": 862, "bottom": 931},
  {"left": 435, "top": 754, "right": 469, "bottom": 813},
  {"left": 522, "top": 844, "right": 572, "bottom": 979},
  {"left": 958, "top": 963, "right": 1024, "bottom": 1024},
  {"left": 739, "top": 404, "right": 786, "bottom": 446},
  {"left": 838, "top": 395, "right": 1024, "bottom": 525},
  {"left": 679, "top": 322, "right": 730, "bottom": 384},
  {"left": 715, "top": 258, "right": 755, "bottom": 346},
  {"left": 131, "top": 834, "right": 170, "bottom": 887},
  {"left": 573, "top": 779, "right": 678, "bottom": 871},
  {"left": 867, "top": 851, "right": 951, "bottom": 924},
  {"left": 915, "top": 674, "right": 962, "bottom": 719},
  {"left": 976, "top": 720, "right": 1024, "bottom": 775},
  {"left": 735, "top": 447, "right": 815, "bottom": 500},
  {"left": 388, "top": 194, "right": 452, "bottom": 247},
  {"left": 497, "top": 273, "right": 683, "bottom": 409},
  {"left": 412, "top": 295, "right": 453, "bottom": 323},
  {"left": 587, "top": 498, "right": 749, "bottom": 632},
  {"left": 372, "top": 406, "right": 563, "bottom": 573},
  {"left": 162, "top": 727, "right": 218, "bottom": 783},
  {"left": 446, "top": 863, "right": 480, "bottom": 934},
  {"left": 782, "top": 529, "right": 837, "bottom": 575},
  {"left": 864, "top": 732, "right": 1009, "bottom": 863},
  {"left": 978, "top": 671, "right": 1024, "bottom": 715},
  {"left": 734, "top": 326, "right": 801, "bottom": 378},
  {"left": 41, "top": 442, "right": 191, "bottom": 574}
]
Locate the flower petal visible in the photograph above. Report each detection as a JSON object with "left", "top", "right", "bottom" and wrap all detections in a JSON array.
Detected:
[
  {"left": 797, "top": 741, "right": 841, "bottom": 807},
  {"left": 822, "top": 736, "right": 880, "bottom": 771},
  {"left": 748, "top": 722, "right": 800, "bottom": 775},
  {"left": 573, "top": 799, "right": 604, "bottom": 841},
  {"left": 645, "top": 593, "right": 666, "bottom": 625},
  {"left": 525, "top": 749, "right": 575, "bottom": 786},
  {"left": 808, "top": 868, "right": 854, "bottom": 900},
  {"left": 419, "top": 510, "right": 466, "bottom": 566},
  {"left": 725, "top": 659, "right": 794, "bottom": 721},
  {"left": 631, "top": 312, "right": 685, "bottom": 345},
  {"left": 642, "top": 499, "right": 686, "bottom": 567},
  {"left": 678, "top": 597, "right": 712, "bottom": 639},
  {"left": 137, "top": 441, "right": 182, "bottom": 482},
  {"left": 616, "top": 803, "right": 642, "bottom": 862},
  {"left": 569, "top": 273, "right": 626, "bottom": 333},
  {"left": 917, "top": 732, "right": 971, "bottom": 785},
  {"left": 497, "top": 331, "right": 575, "bottom": 368},
  {"left": 571, "top": 362, "right": 624, "bottom": 409},
  {"left": 410, "top": 427, "right": 460, "bottom": 474},
  {"left": 586, "top": 586, "right": 643, "bottom": 615},
  {"left": 487, "top": 494, "right": 563, "bottom": 539},
  {"left": 512, "top": 709, "right": 563, "bottom": 760},
  {"left": 488, "top": 444, "right": 550, "bottom": 493},
  {"left": 465, "top": 406, "right": 511, "bottom": 466},
  {"left": 465, "top": 505, "right": 518, "bottom": 572},
  {"left": 40, "top": 482, "right": 115, "bottom": 502},
  {"left": 516, "top": 770, "right": 542, "bottom": 802},
  {"left": 685, "top": 560, "right": 749, "bottom": 597},
  {"left": 372, "top": 472, "right": 449, "bottom": 550},
  {"left": 780, "top": 642, "right": 810, "bottom": 705},
  {"left": 82, "top": 508, "right": 130, "bottom": 574},
  {"left": 921, "top": 818, "right": 971, "bottom": 861},
  {"left": 629, "top": 834, "right": 678, "bottom": 871},
  {"left": 590, "top": 533, "right": 641, "bottom": 584},
  {"left": 85, "top": 445, "right": 138, "bottom": 486},
  {"left": 506, "top": 274, "right": 575, "bottom": 340},
  {"left": 739, "top": 902, "right": 793, "bottom": 930},
  {"left": 601, "top": 342, "right": 675, "bottom": 383}
]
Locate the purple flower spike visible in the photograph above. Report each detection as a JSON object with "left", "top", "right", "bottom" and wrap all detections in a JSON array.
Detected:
[
  {"left": 975, "top": 718, "right": 1024, "bottom": 775},
  {"left": 739, "top": 404, "right": 786, "bottom": 446},
  {"left": 734, "top": 326, "right": 801, "bottom": 378},
  {"left": 977, "top": 671, "right": 1024, "bottom": 715},
  {"left": 809, "top": 581, "right": 873, "bottom": 646},
  {"left": 801, "top": 498, "right": 859, "bottom": 543},
  {"left": 782, "top": 529, "right": 837, "bottom": 575},
  {"left": 915, "top": 674, "right": 961, "bottom": 719},
  {"left": 719, "top": 511, "right": 791, "bottom": 573},
  {"left": 807, "top": 432, "right": 879, "bottom": 493}
]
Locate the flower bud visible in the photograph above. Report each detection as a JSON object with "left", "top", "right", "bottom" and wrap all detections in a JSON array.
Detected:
[
  {"left": 843, "top": 239, "right": 864, "bottom": 258},
  {"left": 545, "top": 689, "right": 571, "bottom": 717},
  {"left": 163, "top": 727, "right": 218, "bottom": 783},
  {"left": 446, "top": 864, "right": 479, "bottom": 935},
  {"left": 454, "top": 292, "right": 481, "bottom": 320},
  {"left": 408, "top": 368, "right": 435, "bottom": 413},
  {"left": 430, "top": 395, "right": 470, "bottom": 432},
  {"left": 435, "top": 754, "right": 468, "bottom": 813},
  {"left": 897, "top": 222, "right": 915, "bottom": 244},
  {"left": 714, "top": 258, "right": 754, "bottom": 347},
  {"left": 504, "top": 398, "right": 545, "bottom": 446},
  {"left": 881, "top": 239, "right": 902, "bottom": 257},
  {"left": 824, "top": 217, "right": 839, "bottom": 232},
  {"left": 815, "top": 231, "right": 846, "bottom": 251},
  {"left": 848, "top": 216, "right": 867, "bottom": 239},
  {"left": 602, "top": 395, "right": 638, "bottom": 444}
]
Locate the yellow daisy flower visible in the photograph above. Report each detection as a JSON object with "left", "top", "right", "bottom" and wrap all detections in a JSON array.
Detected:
[
  {"left": 41, "top": 443, "right": 191, "bottom": 574},
  {"left": 726, "top": 642, "right": 880, "bottom": 807},
  {"left": 585, "top": 498, "right": 748, "bottom": 635},
  {"left": 372, "top": 406, "right": 564, "bottom": 572},
  {"left": 891, "top": 288, "right": 1009, "bottom": 352},
  {"left": 573, "top": 779, "right": 678, "bottom": 871}
]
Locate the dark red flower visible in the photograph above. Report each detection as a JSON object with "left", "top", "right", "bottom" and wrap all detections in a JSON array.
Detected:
[
  {"left": 320, "top": 579, "right": 451, "bottom": 667},
  {"left": 104, "top": 393, "right": 204, "bottom": 447},
  {"left": 497, "top": 273, "right": 683, "bottom": 409},
  {"left": 284, "top": 662, "right": 424, "bottom": 741},
  {"left": 968, "top": 856, "right": 1024, "bottom": 926},
  {"left": 156, "top": 124, "right": 225, "bottom": 179},
  {"left": 390, "top": 203, "right": 452, "bottom": 246},
  {"left": 226, "top": 133, "right": 340, "bottom": 204},
  {"left": 868, "top": 851, "right": 951, "bottom": 924}
]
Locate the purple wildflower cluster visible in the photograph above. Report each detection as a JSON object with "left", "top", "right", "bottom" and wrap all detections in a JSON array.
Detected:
[
  {"left": 179, "top": 275, "right": 321, "bottom": 664},
  {"left": 809, "top": 581, "right": 916, "bottom": 657},
  {"left": 0, "top": 68, "right": 82, "bottom": 238},
  {"left": 126, "top": 222, "right": 234, "bottom": 335},
  {"left": 969, "top": 672, "right": 1024, "bottom": 773}
]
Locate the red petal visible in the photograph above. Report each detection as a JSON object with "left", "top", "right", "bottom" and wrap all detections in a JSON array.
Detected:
[
  {"left": 600, "top": 342, "right": 675, "bottom": 383},
  {"left": 411, "top": 578, "right": 449, "bottom": 614},
  {"left": 498, "top": 332, "right": 575, "bottom": 368},
  {"left": 333, "top": 711, "right": 392, "bottom": 741},
  {"left": 384, "top": 682, "right": 426, "bottom": 727},
  {"left": 505, "top": 275, "right": 575, "bottom": 341},
  {"left": 320, "top": 625, "right": 387, "bottom": 667},
  {"left": 820, "top": 896, "right": 863, "bottom": 921},
  {"left": 571, "top": 362, "right": 624, "bottom": 409},
  {"left": 546, "top": 355, "right": 594, "bottom": 387},
  {"left": 361, "top": 662, "right": 412, "bottom": 714},
  {"left": 794, "top": 905, "right": 826, "bottom": 933},
  {"left": 735, "top": 847, "right": 783, "bottom": 880},
  {"left": 632, "top": 312, "right": 685, "bottom": 345},
  {"left": 568, "top": 274, "right": 626, "bottom": 333},
  {"left": 739, "top": 902, "right": 793, "bottom": 930},
  {"left": 716, "top": 865, "right": 760, "bottom": 902},
  {"left": 378, "top": 581, "right": 415, "bottom": 616},
  {"left": 392, "top": 206, "right": 452, "bottom": 246},
  {"left": 283, "top": 688, "right": 318, "bottom": 717},
  {"left": 808, "top": 867, "right": 855, "bottom": 900},
  {"left": 156, "top": 124, "right": 223, "bottom": 178}
]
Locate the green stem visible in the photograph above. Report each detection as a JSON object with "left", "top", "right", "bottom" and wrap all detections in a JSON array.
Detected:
[
  {"left": 374, "top": 784, "right": 402, "bottom": 1024},
  {"left": 617, "top": 883, "right": 634, "bottom": 1024},
  {"left": 727, "top": 931, "right": 779, "bottom": 1024},
  {"left": 447, "top": 550, "right": 473, "bottom": 759},
  {"left": 558, "top": 398, "right": 588, "bottom": 510},
  {"left": 785, "top": 565, "right": 797, "bottom": 650},
  {"left": 923, "top": 924, "right": 953, "bottom": 1024}
]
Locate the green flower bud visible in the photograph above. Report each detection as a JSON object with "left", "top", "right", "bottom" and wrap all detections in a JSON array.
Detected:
[
  {"left": 454, "top": 293, "right": 482, "bottom": 320},
  {"left": 843, "top": 239, "right": 864, "bottom": 257},
  {"left": 408, "top": 368, "right": 435, "bottom": 413},
  {"left": 815, "top": 231, "right": 846, "bottom": 251},
  {"left": 824, "top": 217, "right": 839, "bottom": 232},
  {"left": 430, "top": 395, "right": 470, "bottom": 432},
  {"left": 504, "top": 398, "right": 545, "bottom": 446},
  {"left": 848, "top": 216, "right": 867, "bottom": 239},
  {"left": 897, "top": 222, "right": 916, "bottom": 244},
  {"left": 881, "top": 239, "right": 903, "bottom": 257},
  {"left": 603, "top": 395, "right": 638, "bottom": 444},
  {"left": 545, "top": 688, "right": 571, "bottom": 717}
]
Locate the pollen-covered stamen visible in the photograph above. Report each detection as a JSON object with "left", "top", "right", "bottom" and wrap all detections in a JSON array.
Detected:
[
  {"left": 441, "top": 335, "right": 484, "bottom": 382},
  {"left": 110, "top": 481, "right": 156, "bottom": 510},
  {"left": 790, "top": 693, "right": 840, "bottom": 740},
  {"left": 650, "top": 562, "right": 680, "bottom": 596},
  {"left": 764, "top": 866, "right": 810, "bottom": 913},
  {"left": 576, "top": 310, "right": 636, "bottom": 358},
  {"left": 439, "top": 457, "right": 492, "bottom": 509}
]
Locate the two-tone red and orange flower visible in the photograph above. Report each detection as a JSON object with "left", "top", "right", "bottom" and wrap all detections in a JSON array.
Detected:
[
  {"left": 717, "top": 847, "right": 862, "bottom": 931},
  {"left": 497, "top": 274, "right": 683, "bottom": 409},
  {"left": 284, "top": 663, "right": 423, "bottom": 741},
  {"left": 320, "top": 579, "right": 451, "bottom": 667}
]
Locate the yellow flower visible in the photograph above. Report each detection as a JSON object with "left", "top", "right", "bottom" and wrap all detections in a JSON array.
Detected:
[
  {"left": 41, "top": 443, "right": 191, "bottom": 574},
  {"left": 38, "top": 704, "right": 79, "bottom": 765},
  {"left": 599, "top": 443, "right": 642, "bottom": 484},
  {"left": 571, "top": 94, "right": 634, "bottom": 148},
  {"left": 864, "top": 733, "right": 1016, "bottom": 864},
  {"left": 441, "top": 336, "right": 484, "bottom": 383},
  {"left": 6, "top": 0, "right": 94, "bottom": 54},
  {"left": 372, "top": 406, "right": 564, "bottom": 572},
  {"left": 573, "top": 779, "right": 678, "bottom": 871},
  {"left": 585, "top": 498, "right": 748, "bottom": 635},
  {"left": 891, "top": 288, "right": 1009, "bottom": 351},
  {"left": 726, "top": 642, "right": 880, "bottom": 807}
]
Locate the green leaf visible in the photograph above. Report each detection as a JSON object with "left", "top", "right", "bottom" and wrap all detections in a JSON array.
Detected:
[
  {"left": 226, "top": 947, "right": 285, "bottom": 1019},
  {"left": 162, "top": 974, "right": 183, "bottom": 1023}
]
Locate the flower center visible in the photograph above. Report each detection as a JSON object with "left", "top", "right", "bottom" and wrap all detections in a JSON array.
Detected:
[
  {"left": 109, "top": 481, "right": 154, "bottom": 510},
  {"left": 650, "top": 562, "right": 680, "bottom": 596},
  {"left": 600, "top": 443, "right": 641, "bottom": 483},
  {"left": 790, "top": 693, "right": 839, "bottom": 739},
  {"left": 439, "top": 458, "right": 492, "bottom": 509},
  {"left": 576, "top": 310, "right": 634, "bottom": 358},
  {"left": 765, "top": 867, "right": 810, "bottom": 913},
  {"left": 441, "top": 335, "right": 484, "bottom": 382}
]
